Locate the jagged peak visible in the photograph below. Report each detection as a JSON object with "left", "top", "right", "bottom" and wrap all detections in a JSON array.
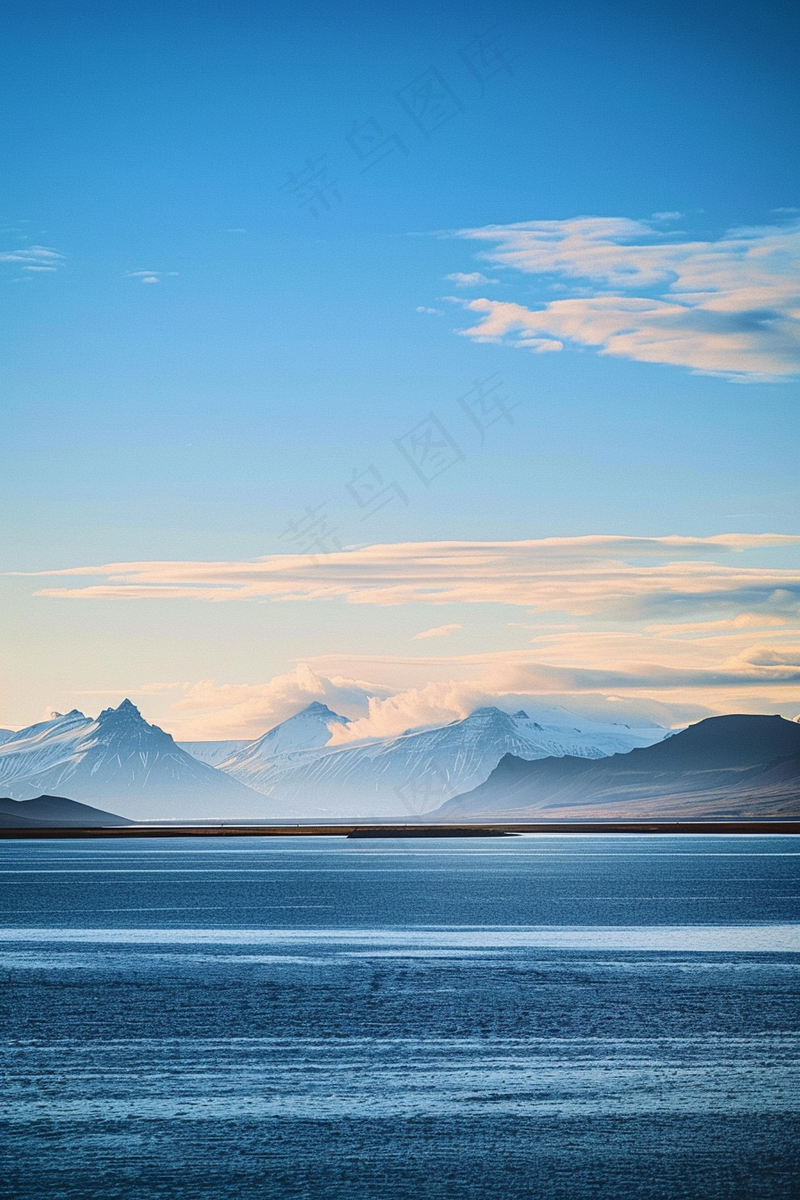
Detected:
[
  {"left": 468, "top": 706, "right": 513, "bottom": 720},
  {"left": 98, "top": 698, "right": 141, "bottom": 720},
  {"left": 299, "top": 701, "right": 349, "bottom": 721}
]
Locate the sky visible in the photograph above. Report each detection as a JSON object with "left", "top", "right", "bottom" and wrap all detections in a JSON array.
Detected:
[{"left": 2, "top": 0, "right": 799, "bottom": 738}]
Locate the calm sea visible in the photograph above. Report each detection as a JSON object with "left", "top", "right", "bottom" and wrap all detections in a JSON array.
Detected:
[{"left": 1, "top": 834, "right": 799, "bottom": 1198}]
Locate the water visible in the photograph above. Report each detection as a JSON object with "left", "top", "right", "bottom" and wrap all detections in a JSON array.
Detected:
[{"left": 1, "top": 834, "right": 799, "bottom": 1198}]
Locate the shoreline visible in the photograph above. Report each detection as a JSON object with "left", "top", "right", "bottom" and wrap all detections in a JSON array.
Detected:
[{"left": 2, "top": 819, "right": 800, "bottom": 839}]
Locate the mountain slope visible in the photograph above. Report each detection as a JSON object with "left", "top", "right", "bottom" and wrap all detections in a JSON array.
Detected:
[
  {"left": 220, "top": 705, "right": 666, "bottom": 817},
  {"left": 436, "top": 714, "right": 800, "bottom": 820},
  {"left": 0, "top": 700, "right": 266, "bottom": 820},
  {"left": 0, "top": 710, "right": 95, "bottom": 787},
  {"left": 178, "top": 740, "right": 250, "bottom": 766}
]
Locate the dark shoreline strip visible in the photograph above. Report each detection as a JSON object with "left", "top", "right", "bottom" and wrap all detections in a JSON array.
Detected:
[{"left": 1, "top": 821, "right": 799, "bottom": 839}]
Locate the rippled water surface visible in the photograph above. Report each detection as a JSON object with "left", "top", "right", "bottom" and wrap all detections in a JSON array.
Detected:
[{"left": 2, "top": 835, "right": 799, "bottom": 1198}]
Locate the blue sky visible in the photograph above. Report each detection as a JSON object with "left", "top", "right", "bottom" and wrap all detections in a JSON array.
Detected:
[{"left": 2, "top": 0, "right": 799, "bottom": 735}]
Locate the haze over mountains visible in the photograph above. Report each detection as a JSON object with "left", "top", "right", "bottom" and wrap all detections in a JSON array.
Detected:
[
  {"left": 0, "top": 698, "right": 666, "bottom": 820},
  {"left": 439, "top": 715, "right": 800, "bottom": 821}
]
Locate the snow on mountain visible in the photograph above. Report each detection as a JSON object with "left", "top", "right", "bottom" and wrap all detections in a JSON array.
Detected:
[
  {"left": 0, "top": 709, "right": 95, "bottom": 786},
  {"left": 221, "top": 702, "right": 351, "bottom": 771},
  {"left": 0, "top": 700, "right": 264, "bottom": 820},
  {"left": 219, "top": 705, "right": 667, "bottom": 818},
  {"left": 178, "top": 740, "right": 251, "bottom": 767}
]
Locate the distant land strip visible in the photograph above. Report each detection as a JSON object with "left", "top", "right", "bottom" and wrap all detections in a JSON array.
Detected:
[{"left": 2, "top": 821, "right": 800, "bottom": 839}]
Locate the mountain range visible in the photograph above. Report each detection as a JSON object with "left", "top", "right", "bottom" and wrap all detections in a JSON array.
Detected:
[
  {"left": 213, "top": 702, "right": 667, "bottom": 817},
  {"left": 436, "top": 714, "right": 800, "bottom": 820},
  {"left": 0, "top": 702, "right": 797, "bottom": 823},
  {"left": 0, "top": 698, "right": 666, "bottom": 819}
]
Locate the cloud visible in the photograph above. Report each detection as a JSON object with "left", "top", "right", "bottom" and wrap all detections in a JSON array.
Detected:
[
  {"left": 169, "top": 665, "right": 385, "bottom": 739},
  {"left": 445, "top": 272, "right": 498, "bottom": 287},
  {"left": 416, "top": 305, "right": 444, "bottom": 315},
  {"left": 326, "top": 680, "right": 485, "bottom": 742},
  {"left": 449, "top": 216, "right": 800, "bottom": 380},
  {"left": 163, "top": 643, "right": 800, "bottom": 740},
  {"left": 413, "top": 623, "right": 463, "bottom": 640},
  {"left": 21, "top": 534, "right": 800, "bottom": 732},
  {"left": 28, "top": 534, "right": 800, "bottom": 730},
  {"left": 306, "top": 636, "right": 800, "bottom": 743},
  {"left": 27, "top": 535, "right": 800, "bottom": 618},
  {"left": 126, "top": 270, "right": 178, "bottom": 284},
  {"left": 0, "top": 245, "right": 64, "bottom": 274}
]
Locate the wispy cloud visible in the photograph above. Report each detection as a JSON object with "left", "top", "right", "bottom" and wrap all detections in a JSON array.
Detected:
[
  {"left": 125, "top": 270, "right": 178, "bottom": 285},
  {"left": 0, "top": 245, "right": 64, "bottom": 275},
  {"left": 21, "top": 534, "right": 800, "bottom": 735},
  {"left": 412, "top": 623, "right": 463, "bottom": 640},
  {"left": 449, "top": 216, "right": 800, "bottom": 380},
  {"left": 445, "top": 271, "right": 497, "bottom": 287},
  {"left": 27, "top": 534, "right": 800, "bottom": 617}
]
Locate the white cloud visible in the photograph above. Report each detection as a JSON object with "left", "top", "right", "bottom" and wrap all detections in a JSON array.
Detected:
[
  {"left": 163, "top": 642, "right": 800, "bottom": 739},
  {"left": 412, "top": 623, "right": 463, "bottom": 640},
  {"left": 416, "top": 305, "right": 444, "bottom": 315},
  {"left": 126, "top": 270, "right": 178, "bottom": 285},
  {"left": 450, "top": 216, "right": 800, "bottom": 380},
  {"left": 445, "top": 272, "right": 498, "bottom": 287},
  {"left": 168, "top": 665, "right": 385, "bottom": 739},
  {"left": 0, "top": 245, "right": 64, "bottom": 274}
]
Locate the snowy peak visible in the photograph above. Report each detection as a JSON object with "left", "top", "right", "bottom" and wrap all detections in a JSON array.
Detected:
[
  {"left": 222, "top": 702, "right": 350, "bottom": 768},
  {"left": 98, "top": 697, "right": 141, "bottom": 721},
  {"left": 89, "top": 698, "right": 174, "bottom": 749}
]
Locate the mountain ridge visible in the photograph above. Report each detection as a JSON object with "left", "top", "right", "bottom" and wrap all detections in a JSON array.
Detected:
[{"left": 436, "top": 714, "right": 800, "bottom": 820}]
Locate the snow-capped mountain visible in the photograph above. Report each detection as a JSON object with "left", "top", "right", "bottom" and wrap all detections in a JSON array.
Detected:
[
  {"left": 218, "top": 704, "right": 667, "bottom": 817},
  {"left": 220, "top": 702, "right": 350, "bottom": 775},
  {"left": 0, "top": 700, "right": 264, "bottom": 820}
]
